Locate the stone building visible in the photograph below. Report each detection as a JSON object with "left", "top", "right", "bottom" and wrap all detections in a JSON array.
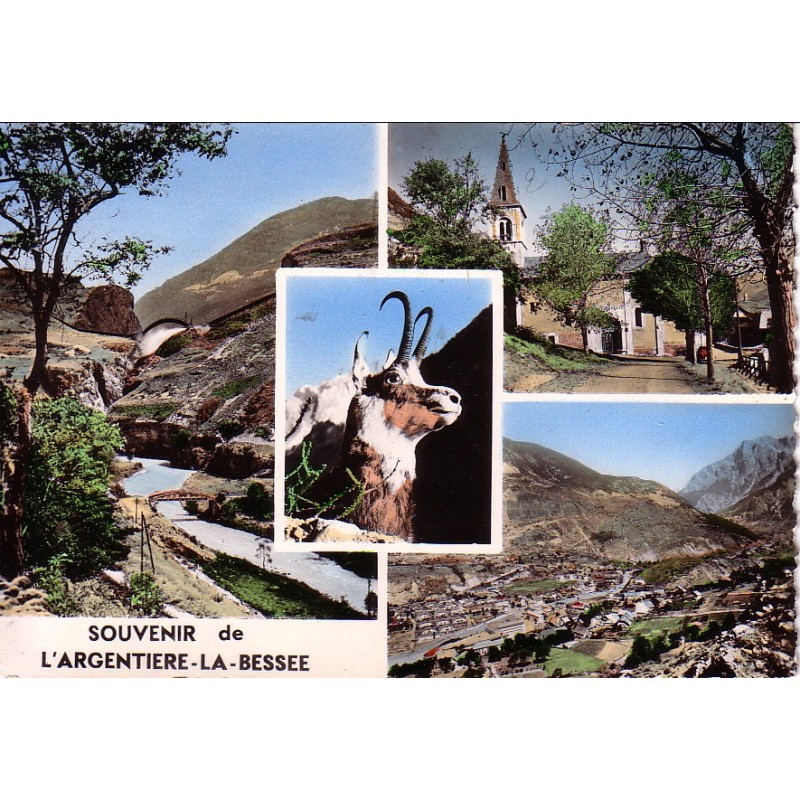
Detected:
[{"left": 489, "top": 136, "right": 698, "bottom": 356}]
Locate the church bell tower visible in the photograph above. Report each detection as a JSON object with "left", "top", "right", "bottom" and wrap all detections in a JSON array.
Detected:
[{"left": 490, "top": 134, "right": 527, "bottom": 268}]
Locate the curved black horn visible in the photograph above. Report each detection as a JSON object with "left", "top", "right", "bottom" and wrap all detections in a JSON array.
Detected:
[
  {"left": 380, "top": 291, "right": 414, "bottom": 363},
  {"left": 412, "top": 307, "right": 434, "bottom": 360}
]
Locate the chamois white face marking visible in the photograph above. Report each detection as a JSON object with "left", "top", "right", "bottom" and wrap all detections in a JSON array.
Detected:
[
  {"left": 346, "top": 290, "right": 462, "bottom": 498},
  {"left": 352, "top": 359, "right": 461, "bottom": 493}
]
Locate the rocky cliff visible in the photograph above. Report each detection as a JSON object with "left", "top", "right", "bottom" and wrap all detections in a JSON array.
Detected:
[
  {"left": 679, "top": 435, "right": 795, "bottom": 513},
  {"left": 280, "top": 223, "right": 378, "bottom": 268}
]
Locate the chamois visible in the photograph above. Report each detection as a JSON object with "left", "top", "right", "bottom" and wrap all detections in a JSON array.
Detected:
[{"left": 306, "top": 291, "right": 462, "bottom": 542}]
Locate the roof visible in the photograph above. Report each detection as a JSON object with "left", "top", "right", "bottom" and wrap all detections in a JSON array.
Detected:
[
  {"left": 490, "top": 135, "right": 523, "bottom": 210},
  {"left": 522, "top": 252, "right": 652, "bottom": 280}
]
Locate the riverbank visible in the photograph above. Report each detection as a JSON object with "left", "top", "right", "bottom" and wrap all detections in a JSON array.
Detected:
[{"left": 118, "top": 458, "right": 372, "bottom": 618}]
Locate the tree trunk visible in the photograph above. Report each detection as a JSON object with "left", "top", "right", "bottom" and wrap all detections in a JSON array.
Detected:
[
  {"left": 580, "top": 325, "right": 589, "bottom": 353},
  {"left": 685, "top": 330, "right": 696, "bottom": 363},
  {"left": 763, "top": 248, "right": 796, "bottom": 393},
  {"left": 0, "top": 389, "right": 31, "bottom": 578},
  {"left": 696, "top": 264, "right": 715, "bottom": 383},
  {"left": 23, "top": 313, "right": 51, "bottom": 395}
]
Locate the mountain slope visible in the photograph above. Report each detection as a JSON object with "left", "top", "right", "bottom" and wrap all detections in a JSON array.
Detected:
[
  {"left": 503, "top": 438, "right": 751, "bottom": 562},
  {"left": 135, "top": 196, "right": 377, "bottom": 327},
  {"left": 679, "top": 435, "right": 795, "bottom": 513},
  {"left": 723, "top": 466, "right": 796, "bottom": 537}
]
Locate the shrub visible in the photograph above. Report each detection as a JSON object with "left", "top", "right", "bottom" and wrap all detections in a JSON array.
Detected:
[
  {"left": 114, "top": 403, "right": 177, "bottom": 422},
  {"left": 156, "top": 333, "right": 191, "bottom": 357},
  {"left": 172, "top": 427, "right": 192, "bottom": 447},
  {"left": 25, "top": 398, "right": 126, "bottom": 578},
  {"left": 129, "top": 572, "right": 164, "bottom": 616},
  {"left": 240, "top": 482, "right": 273, "bottom": 520},
  {"left": 216, "top": 419, "right": 244, "bottom": 439},
  {"left": 33, "top": 556, "right": 79, "bottom": 616},
  {"left": 212, "top": 376, "right": 260, "bottom": 400}
]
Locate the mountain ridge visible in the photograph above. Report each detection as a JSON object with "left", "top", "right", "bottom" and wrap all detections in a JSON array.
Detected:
[
  {"left": 679, "top": 435, "right": 795, "bottom": 513},
  {"left": 503, "top": 438, "right": 752, "bottom": 562},
  {"left": 135, "top": 196, "right": 377, "bottom": 327}
]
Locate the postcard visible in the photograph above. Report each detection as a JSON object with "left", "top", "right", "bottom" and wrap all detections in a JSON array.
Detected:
[{"left": 0, "top": 122, "right": 795, "bottom": 678}]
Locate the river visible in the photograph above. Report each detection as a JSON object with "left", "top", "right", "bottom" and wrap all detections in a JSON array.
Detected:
[{"left": 122, "top": 457, "right": 371, "bottom": 614}]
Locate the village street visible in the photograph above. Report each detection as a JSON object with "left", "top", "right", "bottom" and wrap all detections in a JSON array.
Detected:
[{"left": 572, "top": 349, "right": 745, "bottom": 394}]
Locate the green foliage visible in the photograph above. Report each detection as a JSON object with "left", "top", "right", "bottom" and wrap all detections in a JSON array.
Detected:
[
  {"left": 394, "top": 154, "right": 520, "bottom": 293},
  {"left": 640, "top": 555, "right": 705, "bottom": 584},
  {"left": 156, "top": 333, "right": 191, "bottom": 357},
  {"left": 531, "top": 204, "right": 616, "bottom": 346},
  {"left": 216, "top": 419, "right": 244, "bottom": 440},
  {"left": 504, "top": 331, "right": 604, "bottom": 371},
  {"left": 199, "top": 552, "right": 366, "bottom": 619},
  {"left": 114, "top": 403, "right": 177, "bottom": 422},
  {"left": 206, "top": 301, "right": 272, "bottom": 341},
  {"left": 0, "top": 381, "right": 17, "bottom": 443},
  {"left": 285, "top": 440, "right": 365, "bottom": 520},
  {"left": 628, "top": 251, "right": 736, "bottom": 337},
  {"left": 228, "top": 482, "right": 274, "bottom": 521},
  {"left": 578, "top": 602, "right": 609, "bottom": 624},
  {"left": 172, "top": 427, "right": 192, "bottom": 447},
  {"left": 624, "top": 633, "right": 674, "bottom": 668},
  {"left": 323, "top": 552, "right": 379, "bottom": 580},
  {"left": 24, "top": 398, "right": 126, "bottom": 577},
  {"left": 129, "top": 571, "right": 165, "bottom": 616},
  {"left": 0, "top": 123, "right": 232, "bottom": 392},
  {"left": 388, "top": 658, "right": 435, "bottom": 678},
  {"left": 701, "top": 513, "right": 759, "bottom": 541},
  {"left": 32, "top": 555, "right": 79, "bottom": 616},
  {"left": 212, "top": 376, "right": 261, "bottom": 400}
]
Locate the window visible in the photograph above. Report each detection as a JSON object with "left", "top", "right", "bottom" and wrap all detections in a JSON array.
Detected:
[
  {"left": 498, "top": 186, "right": 507, "bottom": 202},
  {"left": 499, "top": 217, "right": 513, "bottom": 241},
  {"left": 634, "top": 307, "right": 643, "bottom": 328}
]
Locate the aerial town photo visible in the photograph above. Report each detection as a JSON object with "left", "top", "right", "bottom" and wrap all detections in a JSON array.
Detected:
[{"left": 389, "top": 401, "right": 796, "bottom": 678}]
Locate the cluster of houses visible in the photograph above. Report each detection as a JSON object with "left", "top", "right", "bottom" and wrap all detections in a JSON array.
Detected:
[{"left": 389, "top": 553, "right": 752, "bottom": 668}]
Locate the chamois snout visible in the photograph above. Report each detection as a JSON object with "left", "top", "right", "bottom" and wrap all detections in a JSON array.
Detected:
[{"left": 427, "top": 386, "right": 462, "bottom": 423}]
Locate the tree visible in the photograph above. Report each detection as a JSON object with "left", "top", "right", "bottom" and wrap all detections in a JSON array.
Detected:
[
  {"left": 525, "top": 123, "right": 795, "bottom": 391},
  {"left": 392, "top": 154, "right": 521, "bottom": 323},
  {"left": 530, "top": 204, "right": 617, "bottom": 351},
  {"left": 0, "top": 123, "right": 232, "bottom": 577},
  {"left": 628, "top": 252, "right": 736, "bottom": 366},
  {"left": 22, "top": 396, "right": 125, "bottom": 577}
]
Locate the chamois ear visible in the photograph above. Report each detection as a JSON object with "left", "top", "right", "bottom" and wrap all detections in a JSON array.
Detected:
[
  {"left": 352, "top": 331, "right": 370, "bottom": 392},
  {"left": 383, "top": 349, "right": 396, "bottom": 369}
]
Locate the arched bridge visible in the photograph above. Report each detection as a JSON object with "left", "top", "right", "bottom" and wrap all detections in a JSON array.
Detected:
[
  {"left": 140, "top": 318, "right": 190, "bottom": 335},
  {"left": 147, "top": 490, "right": 218, "bottom": 510}
]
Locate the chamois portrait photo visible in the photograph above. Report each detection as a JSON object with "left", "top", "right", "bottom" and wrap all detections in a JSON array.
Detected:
[{"left": 276, "top": 270, "right": 501, "bottom": 548}]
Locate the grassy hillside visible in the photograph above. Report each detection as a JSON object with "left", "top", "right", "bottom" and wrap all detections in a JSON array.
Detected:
[{"left": 135, "top": 196, "right": 377, "bottom": 327}]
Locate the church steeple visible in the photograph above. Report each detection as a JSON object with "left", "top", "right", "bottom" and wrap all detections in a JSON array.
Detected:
[
  {"left": 489, "top": 134, "right": 527, "bottom": 265},
  {"left": 492, "top": 134, "right": 521, "bottom": 207}
]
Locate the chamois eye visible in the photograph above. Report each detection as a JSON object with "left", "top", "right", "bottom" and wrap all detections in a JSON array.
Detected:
[{"left": 384, "top": 372, "right": 401, "bottom": 385}]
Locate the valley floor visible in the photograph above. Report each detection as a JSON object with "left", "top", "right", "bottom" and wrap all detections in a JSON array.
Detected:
[{"left": 388, "top": 544, "right": 796, "bottom": 678}]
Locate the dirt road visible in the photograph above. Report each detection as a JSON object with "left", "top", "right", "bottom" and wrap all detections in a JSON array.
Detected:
[{"left": 573, "top": 357, "right": 699, "bottom": 394}]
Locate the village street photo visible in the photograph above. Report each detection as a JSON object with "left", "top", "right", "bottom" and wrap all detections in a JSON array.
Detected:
[{"left": 388, "top": 123, "right": 794, "bottom": 395}]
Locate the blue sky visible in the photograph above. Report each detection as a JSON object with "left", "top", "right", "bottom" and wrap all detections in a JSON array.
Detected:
[
  {"left": 390, "top": 123, "right": 578, "bottom": 247},
  {"left": 73, "top": 123, "right": 379, "bottom": 299},
  {"left": 283, "top": 272, "right": 493, "bottom": 396},
  {"left": 504, "top": 401, "right": 796, "bottom": 491}
]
